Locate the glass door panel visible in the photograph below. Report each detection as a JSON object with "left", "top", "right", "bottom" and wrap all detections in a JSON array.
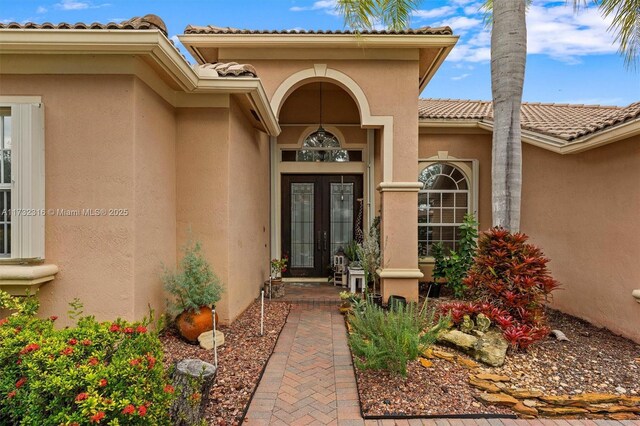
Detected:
[
  {"left": 291, "top": 183, "right": 314, "bottom": 268},
  {"left": 329, "top": 182, "right": 354, "bottom": 255}
]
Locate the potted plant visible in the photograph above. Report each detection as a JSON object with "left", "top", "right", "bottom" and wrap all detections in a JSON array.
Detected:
[
  {"left": 163, "top": 239, "right": 223, "bottom": 344},
  {"left": 270, "top": 256, "right": 288, "bottom": 284}
]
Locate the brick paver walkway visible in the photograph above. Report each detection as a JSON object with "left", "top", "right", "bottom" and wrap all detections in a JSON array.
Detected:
[{"left": 244, "top": 304, "right": 639, "bottom": 426}]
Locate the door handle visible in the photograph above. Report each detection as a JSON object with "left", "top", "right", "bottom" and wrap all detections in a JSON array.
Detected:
[
  {"left": 317, "top": 231, "right": 321, "bottom": 250},
  {"left": 323, "top": 231, "right": 328, "bottom": 251}
]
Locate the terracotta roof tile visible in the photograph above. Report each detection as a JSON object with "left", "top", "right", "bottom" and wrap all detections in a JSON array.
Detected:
[
  {"left": 196, "top": 62, "right": 257, "bottom": 78},
  {"left": 183, "top": 25, "right": 452, "bottom": 36},
  {"left": 0, "top": 14, "right": 168, "bottom": 36},
  {"left": 419, "top": 98, "right": 640, "bottom": 141}
]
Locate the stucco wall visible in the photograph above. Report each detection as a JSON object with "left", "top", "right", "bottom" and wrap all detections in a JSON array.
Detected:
[
  {"left": 521, "top": 137, "right": 640, "bottom": 342},
  {"left": 132, "top": 78, "right": 177, "bottom": 320},
  {"left": 175, "top": 107, "right": 232, "bottom": 321},
  {"left": 0, "top": 74, "right": 137, "bottom": 323},
  {"left": 227, "top": 98, "right": 270, "bottom": 320}
]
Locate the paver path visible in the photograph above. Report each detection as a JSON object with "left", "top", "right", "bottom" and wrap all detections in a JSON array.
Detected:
[{"left": 244, "top": 304, "right": 639, "bottom": 426}]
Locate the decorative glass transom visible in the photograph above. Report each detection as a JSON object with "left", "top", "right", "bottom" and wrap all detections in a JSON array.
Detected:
[{"left": 296, "top": 127, "right": 349, "bottom": 162}]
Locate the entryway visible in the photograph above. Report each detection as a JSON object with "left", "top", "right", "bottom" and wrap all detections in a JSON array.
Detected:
[{"left": 281, "top": 174, "right": 363, "bottom": 278}]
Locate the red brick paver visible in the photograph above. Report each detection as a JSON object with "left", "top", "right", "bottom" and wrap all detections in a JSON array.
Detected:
[{"left": 243, "top": 304, "right": 638, "bottom": 426}]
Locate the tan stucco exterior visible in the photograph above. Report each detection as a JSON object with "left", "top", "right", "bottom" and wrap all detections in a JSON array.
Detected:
[{"left": 0, "top": 25, "right": 637, "bottom": 344}]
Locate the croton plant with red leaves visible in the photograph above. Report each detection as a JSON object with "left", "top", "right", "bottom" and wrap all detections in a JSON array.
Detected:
[{"left": 439, "top": 227, "right": 559, "bottom": 350}]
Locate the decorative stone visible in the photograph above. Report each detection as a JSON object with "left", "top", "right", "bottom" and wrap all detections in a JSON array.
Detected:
[
  {"left": 506, "top": 389, "right": 543, "bottom": 399},
  {"left": 197, "top": 330, "right": 225, "bottom": 350},
  {"left": 473, "top": 329, "right": 509, "bottom": 367},
  {"left": 540, "top": 395, "right": 585, "bottom": 407},
  {"left": 469, "top": 376, "right": 500, "bottom": 393},
  {"left": 460, "top": 315, "right": 475, "bottom": 333},
  {"left": 456, "top": 357, "right": 480, "bottom": 369},
  {"left": 615, "top": 386, "right": 627, "bottom": 394},
  {"left": 475, "top": 373, "right": 511, "bottom": 382},
  {"left": 522, "top": 399, "right": 539, "bottom": 408},
  {"left": 438, "top": 330, "right": 478, "bottom": 351},
  {"left": 476, "top": 392, "right": 519, "bottom": 407},
  {"left": 550, "top": 329, "right": 569, "bottom": 341},
  {"left": 588, "top": 404, "right": 640, "bottom": 413},
  {"left": 572, "top": 393, "right": 620, "bottom": 404},
  {"left": 537, "top": 407, "right": 589, "bottom": 416},
  {"left": 419, "top": 357, "right": 433, "bottom": 368},
  {"left": 620, "top": 396, "right": 640, "bottom": 406},
  {"left": 432, "top": 349, "right": 456, "bottom": 362},
  {"left": 609, "top": 412, "right": 639, "bottom": 420},
  {"left": 420, "top": 346, "right": 434, "bottom": 359},
  {"left": 475, "top": 313, "right": 491, "bottom": 332},
  {"left": 513, "top": 402, "right": 538, "bottom": 417}
]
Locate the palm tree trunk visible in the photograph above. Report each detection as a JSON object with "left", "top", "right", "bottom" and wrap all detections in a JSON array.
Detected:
[{"left": 491, "top": 0, "right": 527, "bottom": 232}]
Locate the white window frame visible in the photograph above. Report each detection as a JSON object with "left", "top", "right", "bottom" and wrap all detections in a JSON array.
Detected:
[
  {"left": 418, "top": 155, "right": 478, "bottom": 262},
  {"left": 0, "top": 96, "right": 45, "bottom": 260}
]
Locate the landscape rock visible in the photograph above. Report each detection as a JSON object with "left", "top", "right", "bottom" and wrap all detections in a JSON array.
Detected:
[
  {"left": 419, "top": 357, "right": 433, "bottom": 368},
  {"left": 513, "top": 402, "right": 538, "bottom": 417},
  {"left": 537, "top": 406, "right": 589, "bottom": 416},
  {"left": 420, "top": 346, "right": 434, "bottom": 359},
  {"left": 620, "top": 396, "right": 640, "bottom": 406},
  {"left": 475, "top": 373, "right": 511, "bottom": 382},
  {"left": 197, "top": 330, "right": 225, "bottom": 350},
  {"left": 473, "top": 329, "right": 509, "bottom": 367},
  {"left": 456, "top": 357, "right": 479, "bottom": 369},
  {"left": 506, "top": 389, "right": 543, "bottom": 399},
  {"left": 522, "top": 399, "right": 539, "bottom": 408},
  {"left": 438, "top": 330, "right": 477, "bottom": 351},
  {"left": 475, "top": 313, "right": 491, "bottom": 332},
  {"left": 460, "top": 315, "right": 475, "bottom": 333},
  {"left": 609, "top": 412, "right": 639, "bottom": 420},
  {"left": 588, "top": 404, "right": 640, "bottom": 413},
  {"left": 615, "top": 386, "right": 627, "bottom": 394},
  {"left": 468, "top": 376, "right": 501, "bottom": 393},
  {"left": 572, "top": 393, "right": 620, "bottom": 404},
  {"left": 476, "top": 392, "right": 519, "bottom": 407},
  {"left": 550, "top": 329, "right": 569, "bottom": 341},
  {"left": 432, "top": 349, "right": 456, "bottom": 362}
]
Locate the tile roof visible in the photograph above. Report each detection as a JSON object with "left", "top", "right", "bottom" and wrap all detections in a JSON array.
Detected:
[
  {"left": 419, "top": 98, "right": 640, "bottom": 141},
  {"left": 0, "top": 14, "right": 168, "bottom": 36},
  {"left": 183, "top": 25, "right": 453, "bottom": 36},
  {"left": 196, "top": 62, "right": 257, "bottom": 78}
]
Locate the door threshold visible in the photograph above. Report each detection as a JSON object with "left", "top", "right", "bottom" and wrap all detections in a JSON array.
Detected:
[{"left": 283, "top": 277, "right": 331, "bottom": 283}]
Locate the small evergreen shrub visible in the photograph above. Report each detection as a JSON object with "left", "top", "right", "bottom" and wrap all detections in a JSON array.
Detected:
[
  {"left": 348, "top": 301, "right": 447, "bottom": 376},
  {"left": 431, "top": 213, "right": 478, "bottom": 299},
  {"left": 452, "top": 227, "right": 560, "bottom": 350},
  {"left": 163, "top": 239, "right": 223, "bottom": 315},
  {"left": 0, "top": 291, "right": 174, "bottom": 425}
]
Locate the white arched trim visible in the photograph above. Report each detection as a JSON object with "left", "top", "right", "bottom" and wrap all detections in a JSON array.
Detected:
[{"left": 270, "top": 64, "right": 394, "bottom": 182}]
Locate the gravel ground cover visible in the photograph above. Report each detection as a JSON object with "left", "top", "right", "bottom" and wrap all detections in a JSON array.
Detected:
[
  {"left": 161, "top": 301, "right": 291, "bottom": 425},
  {"left": 353, "top": 300, "right": 640, "bottom": 418}
]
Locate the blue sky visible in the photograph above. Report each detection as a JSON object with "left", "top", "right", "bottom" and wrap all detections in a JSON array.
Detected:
[{"left": 1, "top": 0, "right": 638, "bottom": 106}]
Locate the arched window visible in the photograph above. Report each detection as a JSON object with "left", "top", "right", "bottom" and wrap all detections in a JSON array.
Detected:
[
  {"left": 418, "top": 163, "right": 470, "bottom": 257},
  {"left": 296, "top": 127, "right": 349, "bottom": 162}
]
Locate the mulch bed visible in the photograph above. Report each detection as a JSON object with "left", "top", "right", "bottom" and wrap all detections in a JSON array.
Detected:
[
  {"left": 353, "top": 298, "right": 640, "bottom": 418},
  {"left": 160, "top": 301, "right": 291, "bottom": 425}
]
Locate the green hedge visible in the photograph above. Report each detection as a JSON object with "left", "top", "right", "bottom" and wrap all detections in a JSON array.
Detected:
[{"left": 0, "top": 291, "right": 174, "bottom": 425}]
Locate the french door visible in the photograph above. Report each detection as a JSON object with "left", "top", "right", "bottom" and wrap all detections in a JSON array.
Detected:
[{"left": 281, "top": 174, "right": 363, "bottom": 278}]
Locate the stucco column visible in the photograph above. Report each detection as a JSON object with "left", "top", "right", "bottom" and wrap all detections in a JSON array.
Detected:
[{"left": 377, "top": 183, "right": 423, "bottom": 304}]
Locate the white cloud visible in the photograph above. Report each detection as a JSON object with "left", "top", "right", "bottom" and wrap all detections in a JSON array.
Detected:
[
  {"left": 412, "top": 6, "right": 456, "bottom": 20},
  {"left": 54, "top": 0, "right": 110, "bottom": 11},
  {"left": 435, "top": 16, "right": 482, "bottom": 31},
  {"left": 290, "top": 0, "right": 338, "bottom": 15},
  {"left": 0, "top": 18, "right": 15, "bottom": 24},
  {"left": 36, "top": 6, "right": 47, "bottom": 14},
  {"left": 452, "top": 73, "right": 471, "bottom": 81}
]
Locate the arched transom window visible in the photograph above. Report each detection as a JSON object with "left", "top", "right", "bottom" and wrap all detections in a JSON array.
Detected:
[
  {"left": 418, "top": 163, "right": 470, "bottom": 257},
  {"left": 296, "top": 127, "right": 349, "bottom": 162}
]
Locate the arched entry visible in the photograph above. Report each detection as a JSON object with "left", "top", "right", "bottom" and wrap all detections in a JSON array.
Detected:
[{"left": 270, "top": 70, "right": 385, "bottom": 278}]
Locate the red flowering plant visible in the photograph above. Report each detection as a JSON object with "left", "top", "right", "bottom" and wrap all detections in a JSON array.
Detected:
[
  {"left": 270, "top": 255, "right": 289, "bottom": 279},
  {"left": 439, "top": 228, "right": 559, "bottom": 350},
  {"left": 0, "top": 290, "right": 174, "bottom": 425}
]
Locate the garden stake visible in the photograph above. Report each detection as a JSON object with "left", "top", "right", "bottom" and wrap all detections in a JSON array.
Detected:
[
  {"left": 212, "top": 307, "right": 218, "bottom": 368},
  {"left": 260, "top": 290, "right": 265, "bottom": 336}
]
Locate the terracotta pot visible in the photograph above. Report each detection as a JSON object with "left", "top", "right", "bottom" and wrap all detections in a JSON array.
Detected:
[{"left": 176, "top": 307, "right": 219, "bottom": 344}]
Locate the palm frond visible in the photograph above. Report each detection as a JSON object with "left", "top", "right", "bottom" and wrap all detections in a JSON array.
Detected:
[
  {"left": 380, "top": 0, "right": 422, "bottom": 31},
  {"left": 597, "top": 0, "right": 640, "bottom": 68},
  {"left": 336, "top": 0, "right": 421, "bottom": 31}
]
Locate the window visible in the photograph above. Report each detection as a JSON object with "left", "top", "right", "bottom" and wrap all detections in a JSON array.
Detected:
[
  {"left": 0, "top": 99, "right": 45, "bottom": 260},
  {"left": 296, "top": 127, "right": 350, "bottom": 162},
  {"left": 418, "top": 162, "right": 471, "bottom": 258}
]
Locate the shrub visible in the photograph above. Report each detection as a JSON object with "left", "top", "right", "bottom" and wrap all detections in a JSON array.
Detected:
[
  {"left": 457, "top": 227, "right": 560, "bottom": 349},
  {"left": 163, "top": 239, "right": 223, "bottom": 316},
  {"left": 348, "top": 301, "right": 447, "bottom": 376},
  {"left": 0, "top": 291, "right": 174, "bottom": 425},
  {"left": 431, "top": 213, "right": 478, "bottom": 298}
]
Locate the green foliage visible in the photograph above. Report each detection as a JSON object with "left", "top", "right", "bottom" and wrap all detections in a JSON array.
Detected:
[
  {"left": 348, "top": 301, "right": 447, "bottom": 376},
  {"left": 344, "top": 240, "right": 359, "bottom": 262},
  {"left": 163, "top": 239, "right": 223, "bottom": 316},
  {"left": 355, "top": 222, "right": 381, "bottom": 294},
  {"left": 0, "top": 291, "right": 174, "bottom": 425},
  {"left": 431, "top": 213, "right": 478, "bottom": 298},
  {"left": 336, "top": 0, "right": 422, "bottom": 32}
]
